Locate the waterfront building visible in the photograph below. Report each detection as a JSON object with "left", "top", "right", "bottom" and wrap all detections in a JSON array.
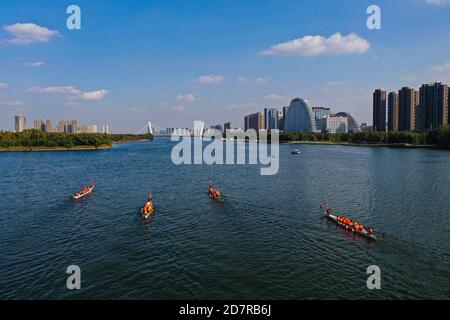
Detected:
[
  {"left": 223, "top": 122, "right": 233, "bottom": 133},
  {"left": 398, "top": 87, "right": 419, "bottom": 131},
  {"left": 388, "top": 92, "right": 399, "bottom": 132},
  {"left": 70, "top": 120, "right": 78, "bottom": 133},
  {"left": 312, "top": 107, "right": 331, "bottom": 120},
  {"left": 278, "top": 106, "right": 290, "bottom": 131},
  {"left": 79, "top": 125, "right": 98, "bottom": 133},
  {"left": 165, "top": 128, "right": 175, "bottom": 135},
  {"left": 34, "top": 119, "right": 46, "bottom": 131},
  {"left": 100, "top": 125, "right": 109, "bottom": 134},
  {"left": 417, "top": 82, "right": 448, "bottom": 130},
  {"left": 317, "top": 115, "right": 348, "bottom": 133},
  {"left": 282, "top": 106, "right": 289, "bottom": 122},
  {"left": 334, "top": 112, "right": 361, "bottom": 133},
  {"left": 360, "top": 123, "right": 373, "bottom": 132},
  {"left": 14, "top": 115, "right": 26, "bottom": 132},
  {"left": 283, "top": 98, "right": 316, "bottom": 133},
  {"left": 210, "top": 124, "right": 223, "bottom": 133},
  {"left": 45, "top": 119, "right": 53, "bottom": 132},
  {"left": 264, "top": 108, "right": 279, "bottom": 130},
  {"left": 57, "top": 119, "right": 78, "bottom": 133},
  {"left": 277, "top": 111, "right": 283, "bottom": 130},
  {"left": 373, "top": 89, "right": 387, "bottom": 132},
  {"left": 34, "top": 119, "right": 53, "bottom": 132},
  {"left": 173, "top": 128, "right": 190, "bottom": 136},
  {"left": 244, "top": 112, "right": 265, "bottom": 131}
]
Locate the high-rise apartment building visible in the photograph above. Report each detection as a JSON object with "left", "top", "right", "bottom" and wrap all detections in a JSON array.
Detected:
[
  {"left": 57, "top": 119, "right": 78, "bottom": 133},
  {"left": 34, "top": 119, "right": 53, "bottom": 132},
  {"left": 224, "top": 122, "right": 237, "bottom": 134},
  {"left": 14, "top": 115, "right": 26, "bottom": 132},
  {"left": 388, "top": 91, "right": 399, "bottom": 132},
  {"left": 398, "top": 87, "right": 419, "bottom": 131},
  {"left": 279, "top": 106, "right": 289, "bottom": 131},
  {"left": 244, "top": 112, "right": 265, "bottom": 131},
  {"left": 34, "top": 119, "right": 45, "bottom": 131},
  {"left": 373, "top": 89, "right": 387, "bottom": 132},
  {"left": 417, "top": 82, "right": 448, "bottom": 130},
  {"left": 100, "top": 125, "right": 109, "bottom": 134},
  {"left": 264, "top": 108, "right": 279, "bottom": 130},
  {"left": 69, "top": 120, "right": 78, "bottom": 133},
  {"left": 45, "top": 119, "right": 53, "bottom": 132}
]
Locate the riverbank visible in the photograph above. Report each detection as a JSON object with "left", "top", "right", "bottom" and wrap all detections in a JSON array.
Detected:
[
  {"left": 0, "top": 144, "right": 112, "bottom": 152},
  {"left": 282, "top": 141, "right": 436, "bottom": 149},
  {"left": 278, "top": 127, "right": 450, "bottom": 150},
  {"left": 112, "top": 139, "right": 149, "bottom": 144},
  {"left": 0, "top": 130, "right": 153, "bottom": 152}
]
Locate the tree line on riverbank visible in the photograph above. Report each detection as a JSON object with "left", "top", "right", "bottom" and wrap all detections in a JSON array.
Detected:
[
  {"left": 278, "top": 125, "right": 450, "bottom": 149},
  {"left": 0, "top": 130, "right": 153, "bottom": 148},
  {"left": 110, "top": 133, "right": 153, "bottom": 143}
]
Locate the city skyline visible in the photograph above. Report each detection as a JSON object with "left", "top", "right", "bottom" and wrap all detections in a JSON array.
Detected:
[
  {"left": 372, "top": 81, "right": 449, "bottom": 132},
  {"left": 1, "top": 0, "right": 450, "bottom": 132},
  {"left": 8, "top": 78, "right": 449, "bottom": 135},
  {"left": 12, "top": 115, "right": 109, "bottom": 134}
]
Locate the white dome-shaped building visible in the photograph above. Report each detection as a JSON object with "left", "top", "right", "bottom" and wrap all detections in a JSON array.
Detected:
[
  {"left": 335, "top": 112, "right": 361, "bottom": 133},
  {"left": 284, "top": 98, "right": 317, "bottom": 132}
]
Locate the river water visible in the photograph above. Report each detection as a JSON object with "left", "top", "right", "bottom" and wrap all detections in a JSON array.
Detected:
[{"left": 0, "top": 138, "right": 449, "bottom": 299}]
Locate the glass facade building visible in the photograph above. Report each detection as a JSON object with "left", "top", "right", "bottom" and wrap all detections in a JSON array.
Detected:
[
  {"left": 312, "top": 107, "right": 331, "bottom": 120},
  {"left": 264, "top": 108, "right": 279, "bottom": 130},
  {"left": 284, "top": 98, "right": 317, "bottom": 132}
]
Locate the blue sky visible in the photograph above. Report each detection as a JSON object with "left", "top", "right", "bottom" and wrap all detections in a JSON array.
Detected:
[{"left": 1, "top": 0, "right": 450, "bottom": 132}]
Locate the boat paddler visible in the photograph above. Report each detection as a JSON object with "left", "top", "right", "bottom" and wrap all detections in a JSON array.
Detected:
[
  {"left": 143, "top": 193, "right": 153, "bottom": 215},
  {"left": 209, "top": 179, "right": 221, "bottom": 198}
]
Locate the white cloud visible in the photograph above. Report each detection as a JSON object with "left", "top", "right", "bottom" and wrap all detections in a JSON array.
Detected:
[
  {"left": 28, "top": 86, "right": 81, "bottom": 94},
  {"left": 427, "top": 62, "right": 450, "bottom": 81},
  {"left": 28, "top": 86, "right": 110, "bottom": 101},
  {"left": 75, "top": 90, "right": 110, "bottom": 101},
  {"left": 237, "top": 76, "right": 270, "bottom": 85},
  {"left": 3, "top": 23, "right": 59, "bottom": 45},
  {"left": 260, "top": 33, "right": 370, "bottom": 57},
  {"left": 429, "top": 62, "right": 450, "bottom": 74},
  {"left": 0, "top": 82, "right": 9, "bottom": 89},
  {"left": 195, "top": 74, "right": 224, "bottom": 84},
  {"left": 176, "top": 93, "right": 196, "bottom": 102},
  {"left": 423, "top": 0, "right": 449, "bottom": 6},
  {"left": 0, "top": 100, "right": 25, "bottom": 107},
  {"left": 322, "top": 81, "right": 347, "bottom": 91},
  {"left": 325, "top": 81, "right": 346, "bottom": 87},
  {"left": 225, "top": 102, "right": 259, "bottom": 110},
  {"left": 263, "top": 94, "right": 286, "bottom": 102},
  {"left": 22, "top": 61, "right": 44, "bottom": 68}
]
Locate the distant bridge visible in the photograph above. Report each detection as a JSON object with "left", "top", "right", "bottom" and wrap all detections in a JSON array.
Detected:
[
  {"left": 135, "top": 121, "right": 205, "bottom": 137},
  {"left": 135, "top": 121, "right": 173, "bottom": 137}
]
